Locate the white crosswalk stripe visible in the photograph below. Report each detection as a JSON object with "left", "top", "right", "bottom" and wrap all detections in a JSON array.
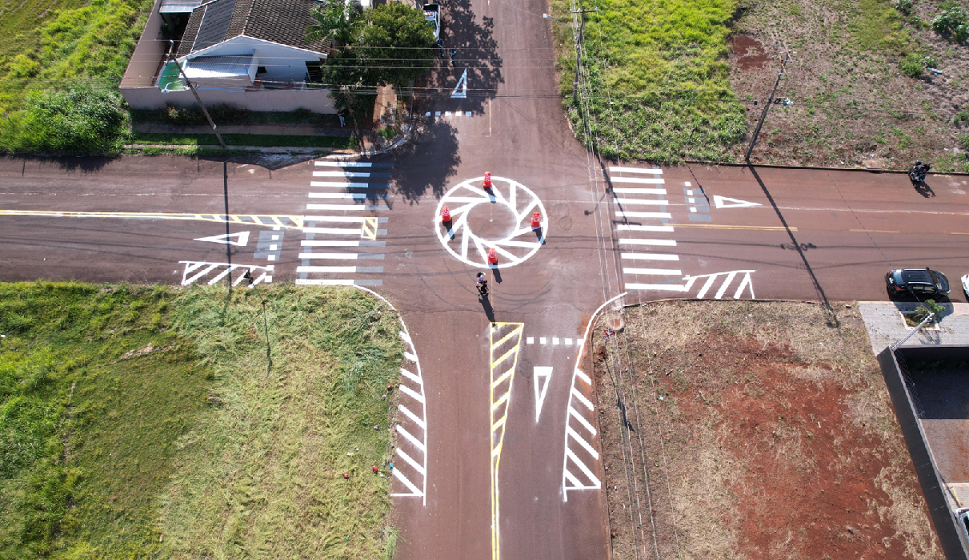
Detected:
[
  {"left": 390, "top": 329, "right": 428, "bottom": 505},
  {"left": 609, "top": 165, "right": 756, "bottom": 299},
  {"left": 300, "top": 159, "right": 393, "bottom": 287}
]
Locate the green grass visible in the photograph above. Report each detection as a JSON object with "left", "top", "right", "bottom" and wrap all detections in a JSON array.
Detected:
[
  {"left": 0, "top": 283, "right": 401, "bottom": 558},
  {"left": 131, "top": 133, "right": 359, "bottom": 149},
  {"left": 550, "top": 0, "right": 747, "bottom": 162},
  {"left": 0, "top": 0, "right": 152, "bottom": 115}
]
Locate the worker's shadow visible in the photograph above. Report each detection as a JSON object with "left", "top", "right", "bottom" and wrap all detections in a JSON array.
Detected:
[
  {"left": 915, "top": 182, "right": 936, "bottom": 198},
  {"left": 479, "top": 294, "right": 495, "bottom": 322}
]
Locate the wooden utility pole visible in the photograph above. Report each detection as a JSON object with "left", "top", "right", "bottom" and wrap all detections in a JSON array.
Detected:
[{"left": 168, "top": 40, "right": 226, "bottom": 149}]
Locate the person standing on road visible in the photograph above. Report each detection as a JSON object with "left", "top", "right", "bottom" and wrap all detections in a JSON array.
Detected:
[{"left": 476, "top": 272, "right": 489, "bottom": 297}]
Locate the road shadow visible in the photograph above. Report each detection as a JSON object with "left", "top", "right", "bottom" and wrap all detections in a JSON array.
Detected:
[
  {"left": 393, "top": 120, "right": 460, "bottom": 202},
  {"left": 479, "top": 293, "right": 495, "bottom": 321},
  {"left": 915, "top": 181, "right": 936, "bottom": 198},
  {"left": 418, "top": 0, "right": 503, "bottom": 115},
  {"left": 749, "top": 164, "right": 840, "bottom": 328},
  {"left": 16, "top": 155, "right": 115, "bottom": 173}
]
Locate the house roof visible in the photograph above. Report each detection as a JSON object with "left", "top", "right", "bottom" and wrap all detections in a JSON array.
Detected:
[{"left": 177, "top": 0, "right": 327, "bottom": 57}]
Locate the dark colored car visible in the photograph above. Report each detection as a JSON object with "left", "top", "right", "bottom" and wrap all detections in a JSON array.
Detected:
[{"left": 886, "top": 268, "right": 950, "bottom": 298}]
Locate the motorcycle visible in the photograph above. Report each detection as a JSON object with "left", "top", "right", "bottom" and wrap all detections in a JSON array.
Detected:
[{"left": 909, "top": 161, "right": 930, "bottom": 186}]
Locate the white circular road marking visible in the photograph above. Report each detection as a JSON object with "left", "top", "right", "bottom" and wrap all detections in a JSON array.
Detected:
[{"left": 434, "top": 176, "right": 548, "bottom": 269}]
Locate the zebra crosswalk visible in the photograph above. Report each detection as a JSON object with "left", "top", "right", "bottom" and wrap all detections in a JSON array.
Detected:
[
  {"left": 297, "top": 161, "right": 392, "bottom": 287},
  {"left": 610, "top": 166, "right": 755, "bottom": 299}
]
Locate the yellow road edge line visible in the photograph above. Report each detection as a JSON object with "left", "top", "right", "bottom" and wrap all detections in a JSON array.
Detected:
[
  {"left": 849, "top": 228, "right": 900, "bottom": 233},
  {"left": 952, "top": 232, "right": 969, "bottom": 235},
  {"left": 0, "top": 210, "right": 306, "bottom": 230}
]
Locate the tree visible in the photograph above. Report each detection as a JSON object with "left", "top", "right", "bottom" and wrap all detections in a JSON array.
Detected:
[
  {"left": 307, "top": 0, "right": 362, "bottom": 48},
  {"left": 353, "top": 2, "right": 436, "bottom": 87},
  {"left": 314, "top": 2, "right": 436, "bottom": 121}
]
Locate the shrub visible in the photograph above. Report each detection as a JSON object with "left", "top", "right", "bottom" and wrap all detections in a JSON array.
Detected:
[
  {"left": 899, "top": 53, "right": 936, "bottom": 78},
  {"left": 932, "top": 3, "right": 969, "bottom": 42},
  {"left": 893, "top": 0, "right": 913, "bottom": 15},
  {"left": 1, "top": 86, "right": 129, "bottom": 155}
]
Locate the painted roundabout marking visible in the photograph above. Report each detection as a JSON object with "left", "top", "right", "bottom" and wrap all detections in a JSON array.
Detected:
[{"left": 434, "top": 176, "right": 548, "bottom": 269}]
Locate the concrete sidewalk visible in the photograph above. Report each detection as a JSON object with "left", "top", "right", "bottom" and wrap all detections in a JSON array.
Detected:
[{"left": 858, "top": 301, "right": 969, "bottom": 353}]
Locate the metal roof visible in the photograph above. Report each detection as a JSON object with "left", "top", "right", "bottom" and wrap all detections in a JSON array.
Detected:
[
  {"left": 159, "top": 0, "right": 204, "bottom": 13},
  {"left": 181, "top": 55, "right": 254, "bottom": 79}
]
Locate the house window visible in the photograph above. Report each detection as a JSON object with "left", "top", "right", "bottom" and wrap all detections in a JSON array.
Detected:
[{"left": 257, "top": 66, "right": 267, "bottom": 74}]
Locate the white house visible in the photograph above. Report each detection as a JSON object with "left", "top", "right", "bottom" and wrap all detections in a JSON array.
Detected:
[{"left": 120, "top": 0, "right": 336, "bottom": 112}]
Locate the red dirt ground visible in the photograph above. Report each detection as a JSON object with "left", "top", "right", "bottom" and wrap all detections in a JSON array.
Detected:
[{"left": 596, "top": 302, "right": 942, "bottom": 560}]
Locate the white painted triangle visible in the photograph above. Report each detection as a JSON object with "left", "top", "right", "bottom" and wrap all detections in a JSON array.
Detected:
[
  {"left": 194, "top": 231, "right": 251, "bottom": 246},
  {"left": 451, "top": 68, "right": 468, "bottom": 99},
  {"left": 713, "top": 195, "right": 761, "bottom": 209},
  {"left": 534, "top": 366, "right": 553, "bottom": 423}
]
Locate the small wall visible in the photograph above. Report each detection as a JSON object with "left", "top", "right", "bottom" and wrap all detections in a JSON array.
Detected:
[
  {"left": 120, "top": 86, "right": 337, "bottom": 113},
  {"left": 880, "top": 346, "right": 969, "bottom": 560},
  {"left": 120, "top": 0, "right": 168, "bottom": 88}
]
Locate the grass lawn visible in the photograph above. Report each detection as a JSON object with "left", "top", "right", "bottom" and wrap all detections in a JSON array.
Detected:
[
  {"left": 131, "top": 133, "right": 359, "bottom": 150},
  {"left": 0, "top": 0, "right": 152, "bottom": 115},
  {"left": 548, "top": 0, "right": 748, "bottom": 163},
  {"left": 0, "top": 283, "right": 401, "bottom": 559}
]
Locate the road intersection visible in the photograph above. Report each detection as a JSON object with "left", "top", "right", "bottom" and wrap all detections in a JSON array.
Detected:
[{"left": 1, "top": 0, "right": 969, "bottom": 555}]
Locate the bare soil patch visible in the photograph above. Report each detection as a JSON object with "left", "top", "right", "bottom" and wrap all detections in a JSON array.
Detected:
[
  {"left": 727, "top": 0, "right": 969, "bottom": 172},
  {"left": 595, "top": 301, "right": 942, "bottom": 559}
]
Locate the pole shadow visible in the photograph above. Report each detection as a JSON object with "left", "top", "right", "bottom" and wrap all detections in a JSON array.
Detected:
[{"left": 748, "top": 164, "right": 840, "bottom": 328}]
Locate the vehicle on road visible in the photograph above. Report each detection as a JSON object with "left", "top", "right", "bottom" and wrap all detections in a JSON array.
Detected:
[
  {"left": 886, "top": 267, "right": 950, "bottom": 298},
  {"left": 423, "top": 3, "right": 442, "bottom": 46},
  {"left": 962, "top": 273, "right": 969, "bottom": 299}
]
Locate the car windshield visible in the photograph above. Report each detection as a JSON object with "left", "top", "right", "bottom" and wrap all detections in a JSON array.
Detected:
[{"left": 892, "top": 270, "right": 904, "bottom": 285}]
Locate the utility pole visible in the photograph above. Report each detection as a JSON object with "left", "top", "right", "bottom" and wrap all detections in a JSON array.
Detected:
[
  {"left": 168, "top": 40, "right": 226, "bottom": 149},
  {"left": 543, "top": 8, "right": 595, "bottom": 101},
  {"left": 744, "top": 49, "right": 792, "bottom": 163}
]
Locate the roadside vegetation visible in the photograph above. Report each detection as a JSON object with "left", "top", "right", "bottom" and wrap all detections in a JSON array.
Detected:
[
  {"left": 0, "top": 0, "right": 150, "bottom": 154},
  {"left": 308, "top": 0, "right": 436, "bottom": 122},
  {"left": 132, "top": 132, "right": 358, "bottom": 150},
  {"left": 547, "top": 0, "right": 748, "bottom": 163},
  {"left": 551, "top": 0, "right": 969, "bottom": 170},
  {"left": 728, "top": 0, "right": 969, "bottom": 171},
  {"left": 0, "top": 282, "right": 402, "bottom": 558},
  {"left": 595, "top": 301, "right": 941, "bottom": 558}
]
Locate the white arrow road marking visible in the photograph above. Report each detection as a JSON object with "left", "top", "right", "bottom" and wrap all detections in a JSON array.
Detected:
[
  {"left": 194, "top": 231, "right": 250, "bottom": 246},
  {"left": 713, "top": 195, "right": 762, "bottom": 209},
  {"left": 534, "top": 367, "right": 553, "bottom": 423}
]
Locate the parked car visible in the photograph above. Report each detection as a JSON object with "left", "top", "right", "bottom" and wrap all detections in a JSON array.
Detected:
[
  {"left": 962, "top": 273, "right": 969, "bottom": 299},
  {"left": 885, "top": 268, "right": 950, "bottom": 298},
  {"left": 423, "top": 3, "right": 441, "bottom": 45}
]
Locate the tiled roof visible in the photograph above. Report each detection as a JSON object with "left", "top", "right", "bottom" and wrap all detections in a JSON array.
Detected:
[{"left": 178, "top": 0, "right": 326, "bottom": 57}]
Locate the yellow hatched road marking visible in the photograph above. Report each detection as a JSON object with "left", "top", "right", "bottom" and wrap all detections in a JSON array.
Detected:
[
  {"left": 489, "top": 321, "right": 524, "bottom": 560},
  {"left": 361, "top": 216, "right": 379, "bottom": 240}
]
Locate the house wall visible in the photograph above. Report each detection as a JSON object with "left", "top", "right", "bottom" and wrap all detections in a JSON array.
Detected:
[
  {"left": 120, "top": 0, "right": 168, "bottom": 88},
  {"left": 188, "top": 37, "right": 326, "bottom": 84},
  {"left": 119, "top": 86, "right": 337, "bottom": 113}
]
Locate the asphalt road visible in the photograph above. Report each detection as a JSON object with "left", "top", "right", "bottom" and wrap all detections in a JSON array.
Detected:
[{"left": 2, "top": 1, "right": 969, "bottom": 558}]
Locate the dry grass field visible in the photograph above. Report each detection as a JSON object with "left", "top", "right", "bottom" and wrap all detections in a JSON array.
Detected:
[{"left": 595, "top": 301, "right": 942, "bottom": 559}]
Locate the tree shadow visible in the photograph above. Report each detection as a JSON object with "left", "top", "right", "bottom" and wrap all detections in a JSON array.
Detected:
[
  {"left": 18, "top": 155, "right": 116, "bottom": 173},
  {"left": 419, "top": 0, "right": 503, "bottom": 115},
  {"left": 392, "top": 120, "right": 460, "bottom": 202}
]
